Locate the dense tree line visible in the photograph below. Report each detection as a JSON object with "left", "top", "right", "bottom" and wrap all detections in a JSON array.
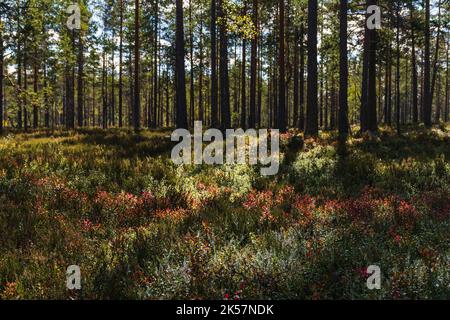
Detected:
[{"left": 0, "top": 0, "right": 448, "bottom": 135}]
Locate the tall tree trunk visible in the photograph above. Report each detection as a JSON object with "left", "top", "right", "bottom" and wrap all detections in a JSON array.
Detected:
[
  {"left": 198, "top": 13, "right": 204, "bottom": 123},
  {"left": 189, "top": 0, "right": 195, "bottom": 127},
  {"left": 152, "top": 0, "right": 159, "bottom": 128},
  {"left": 410, "top": 4, "right": 418, "bottom": 123},
  {"left": 233, "top": 41, "right": 239, "bottom": 117},
  {"left": 68, "top": 31, "right": 76, "bottom": 129},
  {"left": 249, "top": 0, "right": 258, "bottom": 128},
  {"left": 331, "top": 75, "right": 336, "bottom": 129},
  {"left": 277, "top": 0, "right": 286, "bottom": 132},
  {"left": 33, "top": 49, "right": 38, "bottom": 129},
  {"left": 384, "top": 43, "right": 392, "bottom": 125},
  {"left": 165, "top": 71, "right": 170, "bottom": 126},
  {"left": 118, "top": 0, "right": 123, "bottom": 127},
  {"left": 218, "top": 0, "right": 230, "bottom": 130},
  {"left": 133, "top": 0, "right": 141, "bottom": 130},
  {"left": 175, "top": 0, "right": 188, "bottom": 129},
  {"left": 91, "top": 72, "right": 96, "bottom": 127},
  {"left": 293, "top": 25, "right": 299, "bottom": 128},
  {"left": 77, "top": 32, "right": 84, "bottom": 127},
  {"left": 241, "top": 35, "right": 247, "bottom": 129},
  {"left": 110, "top": 41, "right": 115, "bottom": 126},
  {"left": 423, "top": 0, "right": 431, "bottom": 127},
  {"left": 0, "top": 18, "right": 3, "bottom": 134},
  {"left": 395, "top": 2, "right": 401, "bottom": 135},
  {"left": 339, "top": 0, "right": 349, "bottom": 139},
  {"left": 324, "top": 70, "right": 328, "bottom": 130},
  {"left": 24, "top": 59, "right": 28, "bottom": 132},
  {"left": 435, "top": 73, "right": 441, "bottom": 123},
  {"left": 44, "top": 66, "right": 50, "bottom": 128},
  {"left": 102, "top": 51, "right": 107, "bottom": 129},
  {"left": 257, "top": 39, "right": 262, "bottom": 127},
  {"left": 366, "top": 0, "right": 378, "bottom": 133},
  {"left": 210, "top": 0, "right": 218, "bottom": 128},
  {"left": 305, "top": 0, "right": 318, "bottom": 136},
  {"left": 16, "top": 7, "right": 23, "bottom": 129},
  {"left": 299, "top": 23, "right": 305, "bottom": 130},
  {"left": 430, "top": 0, "right": 442, "bottom": 109},
  {"left": 445, "top": 41, "right": 449, "bottom": 122}
]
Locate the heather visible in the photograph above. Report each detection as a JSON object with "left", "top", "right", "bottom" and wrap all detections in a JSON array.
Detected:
[{"left": 0, "top": 125, "right": 448, "bottom": 299}]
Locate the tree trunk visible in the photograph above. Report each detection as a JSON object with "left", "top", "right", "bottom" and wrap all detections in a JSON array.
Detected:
[
  {"left": 423, "top": 0, "right": 431, "bottom": 127},
  {"left": 249, "top": 0, "right": 258, "bottom": 128},
  {"left": 152, "top": 1, "right": 159, "bottom": 128},
  {"left": 299, "top": 23, "right": 305, "bottom": 131},
  {"left": 0, "top": 18, "right": 3, "bottom": 134},
  {"left": 366, "top": 0, "right": 378, "bottom": 133},
  {"left": 33, "top": 49, "right": 39, "bottom": 129},
  {"left": 384, "top": 43, "right": 392, "bottom": 125},
  {"left": 133, "top": 0, "right": 141, "bottom": 130},
  {"left": 241, "top": 35, "right": 247, "bottom": 129},
  {"left": 175, "top": 0, "right": 188, "bottom": 129},
  {"left": 324, "top": 70, "right": 328, "bottom": 130},
  {"left": 198, "top": 12, "right": 204, "bottom": 123},
  {"left": 339, "top": 0, "right": 349, "bottom": 139},
  {"left": 257, "top": 39, "right": 262, "bottom": 127},
  {"left": 395, "top": 3, "right": 401, "bottom": 135},
  {"left": 102, "top": 51, "right": 107, "bottom": 129},
  {"left": 435, "top": 73, "right": 441, "bottom": 123},
  {"left": 189, "top": 0, "right": 195, "bottom": 127},
  {"left": 219, "top": 0, "right": 230, "bottom": 130},
  {"left": 118, "top": 0, "right": 123, "bottom": 127},
  {"left": 445, "top": 41, "right": 449, "bottom": 122},
  {"left": 430, "top": 0, "right": 442, "bottom": 109},
  {"left": 110, "top": 41, "right": 115, "bottom": 127},
  {"left": 77, "top": 32, "right": 84, "bottom": 127},
  {"left": 67, "top": 31, "right": 76, "bottom": 129},
  {"left": 210, "top": 0, "right": 218, "bottom": 128},
  {"left": 293, "top": 26, "right": 299, "bottom": 128},
  {"left": 331, "top": 75, "right": 336, "bottom": 129},
  {"left": 277, "top": 0, "right": 286, "bottom": 132},
  {"left": 410, "top": 4, "right": 418, "bottom": 123},
  {"left": 305, "top": 0, "right": 318, "bottom": 136}
]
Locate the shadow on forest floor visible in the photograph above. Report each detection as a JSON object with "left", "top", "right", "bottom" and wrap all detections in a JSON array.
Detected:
[
  {"left": 350, "top": 126, "right": 450, "bottom": 161},
  {"left": 61, "top": 128, "right": 176, "bottom": 159}
]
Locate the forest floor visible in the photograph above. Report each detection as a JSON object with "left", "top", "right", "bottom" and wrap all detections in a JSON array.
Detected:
[{"left": 0, "top": 124, "right": 449, "bottom": 299}]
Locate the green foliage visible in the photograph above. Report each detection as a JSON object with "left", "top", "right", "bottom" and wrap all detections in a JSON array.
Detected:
[{"left": 0, "top": 127, "right": 449, "bottom": 299}]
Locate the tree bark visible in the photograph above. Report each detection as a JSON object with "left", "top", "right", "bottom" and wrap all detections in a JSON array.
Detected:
[
  {"left": 198, "top": 12, "right": 204, "bottom": 123},
  {"left": 410, "top": 4, "right": 418, "bottom": 123},
  {"left": 339, "top": 0, "right": 349, "bottom": 139},
  {"left": 305, "top": 0, "right": 318, "bottom": 136},
  {"left": 118, "top": 0, "right": 123, "bottom": 127},
  {"left": 0, "top": 17, "right": 3, "bottom": 134},
  {"left": 299, "top": 23, "right": 305, "bottom": 131},
  {"left": 133, "top": 0, "right": 141, "bottom": 130},
  {"left": 423, "top": 0, "right": 431, "bottom": 127},
  {"left": 241, "top": 35, "right": 247, "bottom": 129},
  {"left": 218, "top": 0, "right": 230, "bottom": 130},
  {"left": 430, "top": 0, "right": 442, "bottom": 109},
  {"left": 77, "top": 32, "right": 84, "bottom": 127},
  {"left": 395, "top": 2, "right": 401, "bottom": 135},
  {"left": 366, "top": 0, "right": 378, "bottom": 133},
  {"left": 210, "top": 0, "right": 218, "bottom": 128},
  {"left": 277, "top": 0, "right": 286, "bottom": 132},
  {"left": 445, "top": 41, "right": 449, "bottom": 122},
  {"left": 175, "top": 0, "right": 188, "bottom": 129},
  {"left": 293, "top": 26, "right": 299, "bottom": 128},
  {"left": 249, "top": 0, "right": 258, "bottom": 128},
  {"left": 152, "top": 0, "right": 159, "bottom": 128},
  {"left": 189, "top": 0, "right": 195, "bottom": 127}
]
